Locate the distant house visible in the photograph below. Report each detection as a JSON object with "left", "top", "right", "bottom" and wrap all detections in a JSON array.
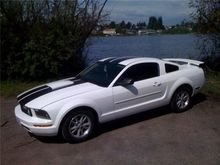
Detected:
[
  {"left": 103, "top": 28, "right": 116, "bottom": 36},
  {"left": 138, "top": 29, "right": 156, "bottom": 35},
  {"left": 126, "top": 29, "right": 136, "bottom": 35}
]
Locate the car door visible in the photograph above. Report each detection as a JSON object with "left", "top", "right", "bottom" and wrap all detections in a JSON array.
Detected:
[{"left": 112, "top": 62, "right": 166, "bottom": 115}]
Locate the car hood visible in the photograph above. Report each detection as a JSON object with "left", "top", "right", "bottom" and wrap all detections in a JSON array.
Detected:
[{"left": 17, "top": 78, "right": 103, "bottom": 109}]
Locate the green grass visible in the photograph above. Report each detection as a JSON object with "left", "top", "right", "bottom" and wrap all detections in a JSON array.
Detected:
[
  {"left": 202, "top": 72, "right": 220, "bottom": 97},
  {"left": 0, "top": 81, "right": 45, "bottom": 98},
  {"left": 1, "top": 72, "right": 220, "bottom": 98}
]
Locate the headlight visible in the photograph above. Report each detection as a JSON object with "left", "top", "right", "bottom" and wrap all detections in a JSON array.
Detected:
[
  {"left": 34, "top": 109, "right": 51, "bottom": 119},
  {"left": 21, "top": 106, "right": 33, "bottom": 116}
]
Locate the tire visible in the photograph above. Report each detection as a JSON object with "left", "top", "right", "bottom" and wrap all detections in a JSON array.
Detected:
[
  {"left": 170, "top": 87, "right": 192, "bottom": 113},
  {"left": 61, "top": 110, "right": 95, "bottom": 143}
]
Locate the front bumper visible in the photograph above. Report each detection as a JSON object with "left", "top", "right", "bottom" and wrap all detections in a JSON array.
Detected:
[{"left": 15, "top": 105, "right": 58, "bottom": 136}]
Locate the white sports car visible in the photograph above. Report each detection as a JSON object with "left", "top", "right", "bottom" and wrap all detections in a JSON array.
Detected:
[{"left": 15, "top": 57, "right": 205, "bottom": 142}]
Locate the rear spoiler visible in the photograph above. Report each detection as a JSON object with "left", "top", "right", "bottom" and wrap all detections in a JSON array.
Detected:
[{"left": 163, "top": 58, "right": 204, "bottom": 67}]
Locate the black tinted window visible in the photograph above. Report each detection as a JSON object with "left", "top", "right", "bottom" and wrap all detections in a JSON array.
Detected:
[
  {"left": 165, "top": 64, "right": 179, "bottom": 73},
  {"left": 116, "top": 63, "right": 159, "bottom": 84},
  {"left": 78, "top": 62, "right": 124, "bottom": 87}
]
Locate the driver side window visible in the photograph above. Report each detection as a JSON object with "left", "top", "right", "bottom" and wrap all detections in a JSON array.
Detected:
[{"left": 115, "top": 63, "right": 159, "bottom": 86}]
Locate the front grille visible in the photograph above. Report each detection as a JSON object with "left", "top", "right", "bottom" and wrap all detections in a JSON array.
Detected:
[{"left": 21, "top": 106, "right": 32, "bottom": 116}]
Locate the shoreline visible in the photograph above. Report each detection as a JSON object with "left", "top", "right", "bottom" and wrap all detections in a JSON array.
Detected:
[{"left": 92, "top": 32, "right": 197, "bottom": 37}]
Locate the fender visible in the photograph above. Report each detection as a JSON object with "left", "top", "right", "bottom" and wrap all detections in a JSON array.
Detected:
[
  {"left": 53, "top": 98, "right": 101, "bottom": 128},
  {"left": 167, "top": 77, "right": 194, "bottom": 102}
]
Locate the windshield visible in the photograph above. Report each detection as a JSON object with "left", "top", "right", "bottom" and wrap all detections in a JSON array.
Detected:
[{"left": 77, "top": 62, "right": 125, "bottom": 87}]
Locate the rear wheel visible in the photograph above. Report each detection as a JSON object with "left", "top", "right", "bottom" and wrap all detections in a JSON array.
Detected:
[
  {"left": 171, "top": 87, "right": 192, "bottom": 112},
  {"left": 61, "top": 110, "right": 95, "bottom": 143}
]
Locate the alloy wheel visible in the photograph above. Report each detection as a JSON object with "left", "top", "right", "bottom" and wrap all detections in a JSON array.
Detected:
[
  {"left": 176, "top": 91, "right": 190, "bottom": 110},
  {"left": 68, "top": 114, "right": 92, "bottom": 138}
]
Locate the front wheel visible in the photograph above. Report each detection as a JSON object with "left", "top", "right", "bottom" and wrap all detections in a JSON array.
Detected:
[
  {"left": 171, "top": 87, "right": 192, "bottom": 112},
  {"left": 61, "top": 110, "right": 95, "bottom": 143}
]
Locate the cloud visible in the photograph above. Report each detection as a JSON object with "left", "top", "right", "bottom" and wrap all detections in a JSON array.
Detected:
[{"left": 105, "top": 0, "right": 193, "bottom": 25}]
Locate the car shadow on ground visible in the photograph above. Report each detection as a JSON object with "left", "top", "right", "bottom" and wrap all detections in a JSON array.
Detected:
[{"left": 35, "top": 93, "right": 207, "bottom": 144}]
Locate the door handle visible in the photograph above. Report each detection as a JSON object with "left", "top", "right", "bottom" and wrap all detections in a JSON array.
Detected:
[{"left": 153, "top": 82, "right": 161, "bottom": 87}]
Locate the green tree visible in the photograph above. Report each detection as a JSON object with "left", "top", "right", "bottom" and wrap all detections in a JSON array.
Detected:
[
  {"left": 147, "top": 16, "right": 165, "bottom": 30},
  {"left": 126, "top": 22, "right": 132, "bottom": 29},
  {"left": 158, "top": 16, "right": 165, "bottom": 30},
  {"left": 147, "top": 16, "right": 158, "bottom": 30},
  {"left": 131, "top": 24, "right": 136, "bottom": 29},
  {"left": 189, "top": 0, "right": 220, "bottom": 70},
  {"left": 0, "top": 0, "right": 108, "bottom": 80},
  {"left": 119, "top": 20, "right": 126, "bottom": 29},
  {"left": 190, "top": 0, "right": 220, "bottom": 34},
  {"left": 109, "top": 21, "right": 116, "bottom": 28},
  {"left": 136, "top": 22, "right": 146, "bottom": 29}
]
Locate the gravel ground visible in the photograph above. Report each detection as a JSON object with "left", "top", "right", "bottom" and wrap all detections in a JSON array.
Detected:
[{"left": 1, "top": 94, "right": 220, "bottom": 165}]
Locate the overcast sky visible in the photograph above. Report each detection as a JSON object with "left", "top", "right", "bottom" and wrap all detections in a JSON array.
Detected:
[{"left": 105, "top": 0, "right": 193, "bottom": 26}]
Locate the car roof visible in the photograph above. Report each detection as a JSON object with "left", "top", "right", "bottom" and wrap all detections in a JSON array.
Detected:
[{"left": 99, "top": 57, "right": 162, "bottom": 66}]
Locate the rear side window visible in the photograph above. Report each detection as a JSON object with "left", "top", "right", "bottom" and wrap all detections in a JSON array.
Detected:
[
  {"left": 117, "top": 63, "right": 159, "bottom": 83},
  {"left": 165, "top": 64, "right": 179, "bottom": 73}
]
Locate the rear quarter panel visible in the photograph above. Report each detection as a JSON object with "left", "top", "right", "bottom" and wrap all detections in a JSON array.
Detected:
[{"left": 161, "top": 65, "right": 204, "bottom": 102}]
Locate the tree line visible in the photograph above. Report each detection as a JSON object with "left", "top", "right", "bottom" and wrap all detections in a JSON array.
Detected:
[{"left": 105, "top": 16, "right": 165, "bottom": 33}]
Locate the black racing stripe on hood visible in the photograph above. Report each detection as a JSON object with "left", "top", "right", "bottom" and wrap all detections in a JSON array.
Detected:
[
  {"left": 19, "top": 87, "right": 52, "bottom": 106},
  {"left": 17, "top": 85, "right": 49, "bottom": 101},
  {"left": 18, "top": 79, "right": 86, "bottom": 106}
]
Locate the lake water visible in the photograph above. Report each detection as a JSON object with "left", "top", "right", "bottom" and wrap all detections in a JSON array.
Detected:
[{"left": 87, "top": 34, "right": 201, "bottom": 64}]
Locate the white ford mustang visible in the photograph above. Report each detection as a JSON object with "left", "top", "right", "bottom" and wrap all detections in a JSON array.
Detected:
[{"left": 15, "top": 57, "right": 205, "bottom": 142}]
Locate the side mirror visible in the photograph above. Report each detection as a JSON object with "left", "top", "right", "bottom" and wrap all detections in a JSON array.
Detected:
[{"left": 118, "top": 78, "right": 134, "bottom": 86}]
